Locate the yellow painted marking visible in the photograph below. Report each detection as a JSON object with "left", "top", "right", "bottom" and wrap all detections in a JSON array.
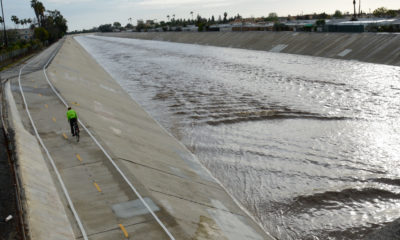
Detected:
[
  {"left": 34, "top": 85, "right": 37, "bottom": 88},
  {"left": 93, "top": 182, "right": 102, "bottom": 192},
  {"left": 119, "top": 224, "right": 129, "bottom": 238},
  {"left": 71, "top": 101, "right": 80, "bottom": 106},
  {"left": 63, "top": 133, "right": 68, "bottom": 139},
  {"left": 45, "top": 104, "right": 48, "bottom": 108},
  {"left": 52, "top": 117, "right": 56, "bottom": 122},
  {"left": 38, "top": 93, "right": 42, "bottom": 97},
  {"left": 76, "top": 154, "right": 82, "bottom": 162}
]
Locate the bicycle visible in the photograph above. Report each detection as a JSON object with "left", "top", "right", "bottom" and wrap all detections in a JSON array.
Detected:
[{"left": 72, "top": 120, "right": 80, "bottom": 142}]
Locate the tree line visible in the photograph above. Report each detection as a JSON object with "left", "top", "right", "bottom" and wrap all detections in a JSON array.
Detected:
[
  {"left": 30, "top": 0, "right": 68, "bottom": 43},
  {"left": 1, "top": 0, "right": 68, "bottom": 52},
  {"left": 86, "top": 7, "right": 400, "bottom": 34}
]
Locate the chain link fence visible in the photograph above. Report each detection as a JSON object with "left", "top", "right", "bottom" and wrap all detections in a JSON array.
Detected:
[{"left": 0, "top": 48, "right": 29, "bottom": 69}]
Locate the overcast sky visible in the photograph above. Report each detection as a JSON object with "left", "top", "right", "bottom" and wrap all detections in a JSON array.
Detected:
[{"left": 3, "top": 0, "right": 399, "bottom": 31}]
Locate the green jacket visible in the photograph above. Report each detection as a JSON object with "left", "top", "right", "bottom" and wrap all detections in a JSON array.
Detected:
[{"left": 67, "top": 109, "right": 78, "bottom": 121}]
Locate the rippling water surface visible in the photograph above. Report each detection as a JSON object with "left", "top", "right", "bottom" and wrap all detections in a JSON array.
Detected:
[{"left": 76, "top": 35, "right": 400, "bottom": 240}]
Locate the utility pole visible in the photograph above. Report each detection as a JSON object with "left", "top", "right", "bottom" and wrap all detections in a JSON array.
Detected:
[
  {"left": 0, "top": 0, "right": 8, "bottom": 47},
  {"left": 358, "top": 0, "right": 361, "bottom": 17},
  {"left": 352, "top": 0, "right": 357, "bottom": 21}
]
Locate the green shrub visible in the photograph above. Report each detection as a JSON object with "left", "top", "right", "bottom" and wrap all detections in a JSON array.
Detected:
[{"left": 34, "top": 27, "right": 49, "bottom": 42}]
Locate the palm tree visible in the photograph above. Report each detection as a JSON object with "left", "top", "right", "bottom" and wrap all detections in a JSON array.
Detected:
[
  {"left": 21, "top": 18, "right": 31, "bottom": 28},
  {"left": 20, "top": 18, "right": 26, "bottom": 28},
  {"left": 31, "top": 0, "right": 45, "bottom": 27},
  {"left": 167, "top": 15, "right": 170, "bottom": 22},
  {"left": 31, "top": 0, "right": 39, "bottom": 25},
  {"left": 37, "top": 2, "right": 45, "bottom": 25},
  {"left": 190, "top": 11, "right": 193, "bottom": 20},
  {"left": 11, "top": 15, "right": 19, "bottom": 28}
]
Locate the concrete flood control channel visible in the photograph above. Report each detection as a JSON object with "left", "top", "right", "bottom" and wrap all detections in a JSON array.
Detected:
[{"left": 2, "top": 36, "right": 274, "bottom": 239}]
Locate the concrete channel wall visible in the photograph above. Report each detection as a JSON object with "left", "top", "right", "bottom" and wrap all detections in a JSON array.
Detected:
[
  {"left": 99, "top": 31, "right": 400, "bottom": 66},
  {"left": 4, "top": 81, "right": 75, "bottom": 240}
]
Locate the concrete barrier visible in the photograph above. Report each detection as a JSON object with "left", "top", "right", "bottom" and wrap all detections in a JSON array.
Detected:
[
  {"left": 4, "top": 81, "right": 75, "bottom": 240},
  {"left": 99, "top": 31, "right": 400, "bottom": 66}
]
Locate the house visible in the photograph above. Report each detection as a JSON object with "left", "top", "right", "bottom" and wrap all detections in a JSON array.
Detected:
[
  {"left": 15, "top": 28, "right": 34, "bottom": 40},
  {"left": 328, "top": 18, "right": 400, "bottom": 32},
  {"left": 181, "top": 25, "right": 198, "bottom": 31}
]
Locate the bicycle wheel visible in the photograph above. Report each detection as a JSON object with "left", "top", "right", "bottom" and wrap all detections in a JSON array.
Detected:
[
  {"left": 75, "top": 126, "right": 80, "bottom": 142},
  {"left": 73, "top": 122, "right": 80, "bottom": 142}
]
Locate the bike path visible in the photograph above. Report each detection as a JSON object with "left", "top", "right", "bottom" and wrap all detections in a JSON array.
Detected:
[{"left": 11, "top": 54, "right": 171, "bottom": 238}]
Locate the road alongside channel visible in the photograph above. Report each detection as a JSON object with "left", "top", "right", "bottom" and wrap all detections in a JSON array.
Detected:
[
  {"left": 3, "top": 40, "right": 78, "bottom": 240},
  {"left": 0, "top": 41, "right": 64, "bottom": 240}
]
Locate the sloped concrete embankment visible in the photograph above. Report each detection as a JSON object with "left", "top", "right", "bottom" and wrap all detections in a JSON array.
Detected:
[
  {"left": 46, "top": 36, "right": 274, "bottom": 239},
  {"left": 99, "top": 31, "right": 400, "bottom": 66},
  {"left": 3, "top": 81, "right": 75, "bottom": 239}
]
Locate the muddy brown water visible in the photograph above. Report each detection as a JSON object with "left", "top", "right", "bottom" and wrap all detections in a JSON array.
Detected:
[{"left": 76, "top": 35, "right": 400, "bottom": 240}]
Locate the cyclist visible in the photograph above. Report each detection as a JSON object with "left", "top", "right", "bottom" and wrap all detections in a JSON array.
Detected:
[{"left": 66, "top": 107, "right": 78, "bottom": 136}]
